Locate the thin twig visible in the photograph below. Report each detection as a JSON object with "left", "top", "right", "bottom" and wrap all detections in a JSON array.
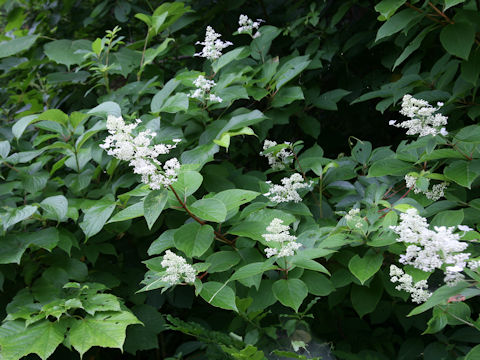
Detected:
[{"left": 428, "top": 2, "right": 454, "bottom": 24}]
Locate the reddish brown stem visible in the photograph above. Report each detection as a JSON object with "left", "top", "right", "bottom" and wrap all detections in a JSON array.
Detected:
[
  {"left": 168, "top": 185, "right": 234, "bottom": 246},
  {"left": 428, "top": 1, "right": 454, "bottom": 24}
]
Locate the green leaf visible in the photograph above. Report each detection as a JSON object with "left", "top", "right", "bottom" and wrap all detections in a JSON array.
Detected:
[
  {"left": 393, "top": 26, "right": 434, "bottom": 69},
  {"left": 143, "top": 189, "right": 168, "bottom": 229},
  {"left": 440, "top": 22, "right": 476, "bottom": 60},
  {"left": 205, "top": 251, "right": 241, "bottom": 273},
  {"left": 351, "top": 280, "right": 383, "bottom": 318},
  {"left": 142, "top": 38, "right": 173, "bottom": 67},
  {"left": 190, "top": 198, "right": 227, "bottom": 223},
  {"left": 444, "top": 160, "right": 480, "bottom": 188},
  {"left": 465, "top": 345, "right": 480, "bottom": 360},
  {"left": 431, "top": 209, "right": 464, "bottom": 227},
  {"left": 151, "top": 79, "right": 180, "bottom": 113},
  {"left": 81, "top": 294, "right": 121, "bottom": 316},
  {"left": 455, "top": 125, "right": 480, "bottom": 143},
  {"left": 408, "top": 282, "right": 476, "bottom": 316},
  {"left": 171, "top": 170, "right": 203, "bottom": 198},
  {"left": 375, "top": 9, "right": 419, "bottom": 41},
  {"left": 229, "top": 261, "right": 276, "bottom": 282},
  {"left": 274, "top": 55, "right": 311, "bottom": 90},
  {"left": 312, "top": 89, "right": 351, "bottom": 111},
  {"left": 69, "top": 311, "right": 141, "bottom": 358},
  {"left": 218, "top": 109, "right": 266, "bottom": 135},
  {"left": 88, "top": 101, "right": 122, "bottom": 117},
  {"left": 302, "top": 271, "right": 334, "bottom": 296},
  {"left": 374, "top": 0, "right": 407, "bottom": 20},
  {"left": 148, "top": 229, "right": 175, "bottom": 256},
  {"left": 0, "top": 140, "right": 11, "bottom": 158},
  {"left": 40, "top": 195, "right": 68, "bottom": 221},
  {"left": 12, "top": 114, "right": 39, "bottom": 139},
  {"left": 44, "top": 39, "right": 91, "bottom": 67},
  {"left": 272, "top": 279, "right": 308, "bottom": 312},
  {"left": 0, "top": 35, "right": 39, "bottom": 58},
  {"left": 155, "top": 93, "right": 189, "bottom": 113},
  {"left": 271, "top": 86, "right": 304, "bottom": 107},
  {"left": 290, "top": 257, "right": 330, "bottom": 275},
  {"left": 368, "top": 158, "right": 413, "bottom": 176},
  {"left": 200, "top": 282, "right": 237, "bottom": 312},
  {"left": 348, "top": 251, "right": 383, "bottom": 285},
  {"left": 1, "top": 205, "right": 37, "bottom": 231},
  {"left": 174, "top": 222, "right": 214, "bottom": 257},
  {"left": 108, "top": 202, "right": 144, "bottom": 223},
  {"left": 80, "top": 198, "right": 116, "bottom": 238},
  {"left": 444, "top": 0, "right": 466, "bottom": 11},
  {"left": 0, "top": 320, "right": 65, "bottom": 360},
  {"left": 212, "top": 47, "right": 250, "bottom": 73},
  {"left": 213, "top": 189, "right": 260, "bottom": 211},
  {"left": 250, "top": 25, "right": 281, "bottom": 61}
]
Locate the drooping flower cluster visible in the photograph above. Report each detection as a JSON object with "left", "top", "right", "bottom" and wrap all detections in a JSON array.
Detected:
[
  {"left": 189, "top": 75, "right": 222, "bottom": 103},
  {"left": 390, "top": 265, "right": 431, "bottom": 303},
  {"left": 160, "top": 250, "right": 197, "bottom": 285},
  {"left": 100, "top": 115, "right": 181, "bottom": 189},
  {"left": 390, "top": 208, "right": 479, "bottom": 287},
  {"left": 389, "top": 94, "right": 448, "bottom": 137},
  {"left": 194, "top": 26, "right": 233, "bottom": 61},
  {"left": 261, "top": 140, "right": 294, "bottom": 170},
  {"left": 404, "top": 175, "right": 448, "bottom": 201},
  {"left": 237, "top": 14, "right": 263, "bottom": 38},
  {"left": 264, "top": 173, "right": 311, "bottom": 203},
  {"left": 262, "top": 218, "right": 301, "bottom": 258}
]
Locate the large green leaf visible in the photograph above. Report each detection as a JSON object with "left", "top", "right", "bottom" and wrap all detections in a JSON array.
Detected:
[
  {"left": 40, "top": 195, "right": 68, "bottom": 221},
  {"left": 213, "top": 189, "right": 260, "bottom": 211},
  {"left": 69, "top": 311, "right": 141, "bottom": 357},
  {"left": 108, "top": 202, "right": 144, "bottom": 223},
  {"left": 351, "top": 280, "right": 383, "bottom": 318},
  {"left": 174, "top": 222, "right": 214, "bottom": 257},
  {"left": 151, "top": 79, "right": 180, "bottom": 113},
  {"left": 44, "top": 39, "right": 91, "bottom": 67},
  {"left": 273, "top": 55, "right": 311, "bottom": 90},
  {"left": 79, "top": 198, "right": 116, "bottom": 238},
  {"left": 374, "top": 0, "right": 407, "bottom": 20},
  {"left": 348, "top": 251, "right": 383, "bottom": 285},
  {"left": 375, "top": 9, "right": 419, "bottom": 41},
  {"left": 0, "top": 35, "right": 39, "bottom": 58},
  {"left": 205, "top": 251, "right": 241, "bottom": 273},
  {"left": 272, "top": 279, "right": 308, "bottom": 312},
  {"left": 200, "top": 282, "right": 237, "bottom": 312},
  {"left": 229, "top": 261, "right": 276, "bottom": 282},
  {"left": 368, "top": 158, "right": 413, "bottom": 176},
  {"left": 0, "top": 320, "right": 65, "bottom": 360},
  {"left": 440, "top": 22, "right": 476, "bottom": 60},
  {"left": 190, "top": 198, "right": 227, "bottom": 223},
  {"left": 143, "top": 189, "right": 168, "bottom": 229},
  {"left": 444, "top": 160, "right": 480, "bottom": 188}
]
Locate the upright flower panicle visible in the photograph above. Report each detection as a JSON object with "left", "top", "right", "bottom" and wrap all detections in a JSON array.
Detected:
[
  {"left": 237, "top": 14, "right": 263, "bottom": 38},
  {"left": 261, "top": 140, "right": 293, "bottom": 170},
  {"left": 195, "top": 26, "right": 232, "bottom": 61},
  {"left": 389, "top": 94, "right": 448, "bottom": 137},
  {"left": 390, "top": 208, "right": 479, "bottom": 288},
  {"left": 189, "top": 75, "right": 222, "bottom": 103},
  {"left": 161, "top": 250, "right": 197, "bottom": 285},
  {"left": 100, "top": 115, "right": 181, "bottom": 189},
  {"left": 390, "top": 265, "right": 431, "bottom": 303},
  {"left": 262, "top": 218, "right": 301, "bottom": 258},
  {"left": 264, "top": 173, "right": 311, "bottom": 203}
]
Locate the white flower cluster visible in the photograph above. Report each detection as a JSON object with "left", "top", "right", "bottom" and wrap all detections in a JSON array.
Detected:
[
  {"left": 189, "top": 75, "right": 222, "bottom": 103},
  {"left": 345, "top": 208, "right": 360, "bottom": 221},
  {"left": 261, "top": 140, "right": 293, "bottom": 170},
  {"left": 264, "top": 173, "right": 311, "bottom": 203},
  {"left": 100, "top": 115, "right": 181, "bottom": 189},
  {"left": 195, "top": 26, "right": 232, "bottom": 61},
  {"left": 237, "top": 14, "right": 263, "bottom": 38},
  {"left": 262, "top": 218, "right": 301, "bottom": 258},
  {"left": 389, "top": 94, "right": 448, "bottom": 137},
  {"left": 161, "top": 250, "right": 197, "bottom": 285},
  {"left": 390, "top": 265, "right": 431, "bottom": 303},
  {"left": 390, "top": 208, "right": 479, "bottom": 287},
  {"left": 404, "top": 175, "right": 447, "bottom": 201}
]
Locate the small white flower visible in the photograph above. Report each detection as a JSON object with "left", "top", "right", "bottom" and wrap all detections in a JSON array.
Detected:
[
  {"left": 265, "top": 173, "right": 311, "bottom": 203},
  {"left": 161, "top": 250, "right": 197, "bottom": 284},
  {"left": 100, "top": 115, "right": 180, "bottom": 189},
  {"left": 195, "top": 26, "right": 232, "bottom": 60},
  {"left": 261, "top": 140, "right": 294, "bottom": 170},
  {"left": 390, "top": 95, "right": 448, "bottom": 137},
  {"left": 458, "top": 225, "right": 473, "bottom": 232},
  {"left": 237, "top": 14, "right": 263, "bottom": 38},
  {"left": 345, "top": 208, "right": 360, "bottom": 221},
  {"left": 188, "top": 75, "right": 223, "bottom": 103},
  {"left": 262, "top": 218, "right": 301, "bottom": 258},
  {"left": 389, "top": 265, "right": 431, "bottom": 303}
]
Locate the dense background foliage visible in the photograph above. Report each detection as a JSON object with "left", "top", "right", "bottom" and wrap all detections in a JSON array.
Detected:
[{"left": 1, "top": 0, "right": 480, "bottom": 359}]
